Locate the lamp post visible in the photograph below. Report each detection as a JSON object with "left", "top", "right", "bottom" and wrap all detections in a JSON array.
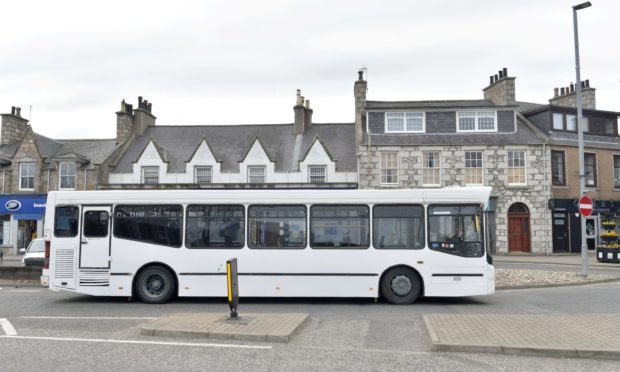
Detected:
[{"left": 573, "top": 1, "right": 591, "bottom": 276}]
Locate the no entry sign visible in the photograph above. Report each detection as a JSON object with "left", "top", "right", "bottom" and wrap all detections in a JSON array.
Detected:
[{"left": 579, "top": 195, "right": 593, "bottom": 217}]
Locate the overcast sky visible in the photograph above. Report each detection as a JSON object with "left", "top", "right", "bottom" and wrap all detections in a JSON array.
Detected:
[{"left": 1, "top": 0, "right": 618, "bottom": 139}]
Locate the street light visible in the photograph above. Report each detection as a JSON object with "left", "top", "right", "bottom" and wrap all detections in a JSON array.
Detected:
[{"left": 573, "top": 1, "right": 591, "bottom": 276}]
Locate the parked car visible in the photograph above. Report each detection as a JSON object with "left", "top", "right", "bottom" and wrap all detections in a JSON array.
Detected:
[{"left": 20, "top": 238, "right": 45, "bottom": 267}]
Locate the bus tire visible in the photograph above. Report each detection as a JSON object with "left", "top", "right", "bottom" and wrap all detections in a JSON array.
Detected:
[
  {"left": 381, "top": 266, "right": 421, "bottom": 305},
  {"left": 135, "top": 265, "right": 176, "bottom": 304}
]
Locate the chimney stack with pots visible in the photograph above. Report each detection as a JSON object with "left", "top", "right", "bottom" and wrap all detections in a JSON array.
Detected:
[
  {"left": 483, "top": 67, "right": 516, "bottom": 106},
  {"left": 116, "top": 96, "right": 157, "bottom": 144},
  {"left": 549, "top": 79, "right": 596, "bottom": 109},
  {"left": 1, "top": 106, "right": 29, "bottom": 145},
  {"left": 354, "top": 68, "right": 368, "bottom": 146}
]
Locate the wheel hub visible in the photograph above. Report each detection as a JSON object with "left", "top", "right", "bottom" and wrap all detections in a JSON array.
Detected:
[{"left": 390, "top": 274, "right": 413, "bottom": 297}]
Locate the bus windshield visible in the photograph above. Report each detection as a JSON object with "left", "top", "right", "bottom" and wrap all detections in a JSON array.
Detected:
[{"left": 428, "top": 205, "right": 484, "bottom": 257}]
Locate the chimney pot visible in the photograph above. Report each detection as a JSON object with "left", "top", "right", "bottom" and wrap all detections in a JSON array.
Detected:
[
  {"left": 554, "top": 87, "right": 559, "bottom": 97},
  {"left": 585, "top": 79, "right": 590, "bottom": 88},
  {"left": 296, "top": 90, "right": 303, "bottom": 105},
  {"left": 138, "top": 96, "right": 143, "bottom": 108},
  {"left": 498, "top": 70, "right": 504, "bottom": 79},
  {"left": 503, "top": 67, "right": 508, "bottom": 77},
  {"left": 560, "top": 87, "right": 565, "bottom": 95},
  {"left": 489, "top": 76, "right": 494, "bottom": 85},
  {"left": 494, "top": 74, "right": 499, "bottom": 82},
  {"left": 11, "top": 106, "right": 15, "bottom": 115},
  {"left": 305, "top": 100, "right": 310, "bottom": 109},
  {"left": 147, "top": 103, "right": 152, "bottom": 112},
  {"left": 358, "top": 69, "right": 364, "bottom": 81},
  {"left": 570, "top": 83, "right": 575, "bottom": 93},
  {"left": 16, "top": 107, "right": 21, "bottom": 117}
]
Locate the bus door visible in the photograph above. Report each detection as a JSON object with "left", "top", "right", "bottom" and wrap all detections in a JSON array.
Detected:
[{"left": 80, "top": 206, "right": 112, "bottom": 269}]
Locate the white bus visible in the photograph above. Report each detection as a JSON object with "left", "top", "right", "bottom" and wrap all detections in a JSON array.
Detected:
[{"left": 41, "top": 187, "right": 495, "bottom": 304}]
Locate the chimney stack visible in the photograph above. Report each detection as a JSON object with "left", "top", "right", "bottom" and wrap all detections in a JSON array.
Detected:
[
  {"left": 549, "top": 79, "right": 596, "bottom": 109},
  {"left": 354, "top": 69, "right": 368, "bottom": 147},
  {"left": 294, "top": 90, "right": 307, "bottom": 135},
  {"left": 116, "top": 95, "right": 156, "bottom": 143},
  {"left": 1, "top": 106, "right": 30, "bottom": 145},
  {"left": 483, "top": 67, "right": 516, "bottom": 106}
]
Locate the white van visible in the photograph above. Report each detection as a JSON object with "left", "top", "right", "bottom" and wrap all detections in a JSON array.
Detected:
[{"left": 21, "top": 238, "right": 45, "bottom": 267}]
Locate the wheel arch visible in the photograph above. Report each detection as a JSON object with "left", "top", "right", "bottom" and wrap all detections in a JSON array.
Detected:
[
  {"left": 378, "top": 264, "right": 425, "bottom": 298},
  {"left": 132, "top": 262, "right": 179, "bottom": 298}
]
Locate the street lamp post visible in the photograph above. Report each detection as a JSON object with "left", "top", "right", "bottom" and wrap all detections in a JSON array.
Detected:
[{"left": 573, "top": 1, "right": 591, "bottom": 277}]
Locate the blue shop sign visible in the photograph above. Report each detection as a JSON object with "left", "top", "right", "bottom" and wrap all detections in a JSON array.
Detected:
[{"left": 0, "top": 194, "right": 47, "bottom": 220}]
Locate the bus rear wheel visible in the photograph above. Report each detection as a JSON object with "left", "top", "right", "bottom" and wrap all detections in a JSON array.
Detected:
[
  {"left": 381, "top": 267, "right": 421, "bottom": 305},
  {"left": 135, "top": 265, "right": 176, "bottom": 304}
]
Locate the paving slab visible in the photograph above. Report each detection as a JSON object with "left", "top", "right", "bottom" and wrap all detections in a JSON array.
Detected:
[
  {"left": 423, "top": 314, "right": 620, "bottom": 360},
  {"left": 140, "top": 313, "right": 309, "bottom": 343}
]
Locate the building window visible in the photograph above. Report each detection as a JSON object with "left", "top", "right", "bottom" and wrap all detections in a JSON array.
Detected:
[
  {"left": 566, "top": 114, "right": 577, "bottom": 131},
  {"left": 464, "top": 151, "right": 483, "bottom": 185},
  {"left": 507, "top": 151, "right": 526, "bottom": 186},
  {"left": 584, "top": 153, "right": 597, "bottom": 187},
  {"left": 457, "top": 111, "right": 497, "bottom": 132},
  {"left": 248, "top": 166, "right": 266, "bottom": 183},
  {"left": 59, "top": 162, "right": 76, "bottom": 190},
  {"left": 380, "top": 152, "right": 398, "bottom": 185},
  {"left": 552, "top": 113, "right": 564, "bottom": 130},
  {"left": 141, "top": 166, "right": 159, "bottom": 184},
  {"left": 551, "top": 150, "right": 566, "bottom": 186},
  {"left": 19, "top": 163, "right": 35, "bottom": 190},
  {"left": 194, "top": 166, "right": 212, "bottom": 184},
  {"left": 385, "top": 112, "right": 425, "bottom": 133},
  {"left": 308, "top": 165, "right": 327, "bottom": 183},
  {"left": 614, "top": 155, "right": 620, "bottom": 189},
  {"left": 422, "top": 151, "right": 441, "bottom": 186}
]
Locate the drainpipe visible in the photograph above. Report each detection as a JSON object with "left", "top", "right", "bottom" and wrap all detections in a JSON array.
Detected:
[
  {"left": 84, "top": 168, "right": 88, "bottom": 190},
  {"left": 543, "top": 143, "right": 550, "bottom": 256},
  {"left": 47, "top": 169, "right": 50, "bottom": 192},
  {"left": 1, "top": 170, "right": 5, "bottom": 194}
]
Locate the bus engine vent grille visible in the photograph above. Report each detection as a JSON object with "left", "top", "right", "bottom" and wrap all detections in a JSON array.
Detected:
[
  {"left": 79, "top": 270, "right": 110, "bottom": 287},
  {"left": 54, "top": 249, "right": 75, "bottom": 279}
]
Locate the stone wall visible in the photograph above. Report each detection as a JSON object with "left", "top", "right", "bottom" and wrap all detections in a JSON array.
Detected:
[
  {"left": 358, "top": 144, "right": 552, "bottom": 254},
  {"left": 549, "top": 88, "right": 596, "bottom": 110}
]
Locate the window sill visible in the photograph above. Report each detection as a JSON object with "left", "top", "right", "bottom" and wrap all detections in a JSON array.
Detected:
[
  {"left": 380, "top": 183, "right": 400, "bottom": 188},
  {"left": 507, "top": 184, "right": 528, "bottom": 188},
  {"left": 551, "top": 185, "right": 569, "bottom": 189},
  {"left": 422, "top": 184, "right": 441, "bottom": 188}
]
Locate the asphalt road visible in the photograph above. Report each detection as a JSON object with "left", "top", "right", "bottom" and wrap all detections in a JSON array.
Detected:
[{"left": 1, "top": 278, "right": 620, "bottom": 372}]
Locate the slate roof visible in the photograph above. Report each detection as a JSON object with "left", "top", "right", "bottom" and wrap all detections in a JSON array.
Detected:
[
  {"left": 516, "top": 101, "right": 545, "bottom": 113},
  {"left": 0, "top": 131, "right": 119, "bottom": 165},
  {"left": 361, "top": 116, "right": 544, "bottom": 146},
  {"left": 112, "top": 123, "right": 356, "bottom": 173},
  {"left": 365, "top": 99, "right": 512, "bottom": 110}
]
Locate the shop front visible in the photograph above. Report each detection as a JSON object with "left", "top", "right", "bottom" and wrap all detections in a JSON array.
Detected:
[
  {"left": 0, "top": 194, "right": 46, "bottom": 254},
  {"left": 549, "top": 198, "right": 620, "bottom": 253}
]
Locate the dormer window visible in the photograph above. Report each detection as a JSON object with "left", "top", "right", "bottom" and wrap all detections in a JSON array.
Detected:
[
  {"left": 457, "top": 111, "right": 497, "bottom": 132},
  {"left": 385, "top": 112, "right": 425, "bottom": 133}
]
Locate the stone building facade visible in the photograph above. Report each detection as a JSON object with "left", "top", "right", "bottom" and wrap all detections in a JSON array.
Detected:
[
  {"left": 355, "top": 69, "right": 552, "bottom": 254},
  {"left": 0, "top": 107, "right": 121, "bottom": 254}
]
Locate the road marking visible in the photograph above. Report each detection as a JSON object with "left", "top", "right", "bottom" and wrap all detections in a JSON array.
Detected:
[
  {"left": 20, "top": 316, "right": 157, "bottom": 320},
  {"left": 0, "top": 318, "right": 17, "bottom": 336},
  {"left": 0, "top": 335, "right": 272, "bottom": 349},
  {"left": 8, "top": 290, "right": 41, "bottom": 293}
]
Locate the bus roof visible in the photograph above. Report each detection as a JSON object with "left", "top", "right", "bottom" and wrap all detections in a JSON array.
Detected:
[{"left": 48, "top": 187, "right": 492, "bottom": 206}]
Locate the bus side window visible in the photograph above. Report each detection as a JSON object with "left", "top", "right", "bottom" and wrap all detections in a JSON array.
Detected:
[
  {"left": 55, "top": 206, "right": 79, "bottom": 237},
  {"left": 373, "top": 205, "right": 424, "bottom": 249},
  {"left": 310, "top": 205, "right": 370, "bottom": 249}
]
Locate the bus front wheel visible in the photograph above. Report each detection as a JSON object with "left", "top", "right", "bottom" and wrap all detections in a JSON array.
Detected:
[
  {"left": 381, "top": 267, "right": 421, "bottom": 305},
  {"left": 135, "top": 265, "right": 176, "bottom": 304}
]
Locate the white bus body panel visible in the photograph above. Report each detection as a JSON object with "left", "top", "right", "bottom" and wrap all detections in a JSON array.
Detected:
[{"left": 45, "top": 187, "right": 495, "bottom": 299}]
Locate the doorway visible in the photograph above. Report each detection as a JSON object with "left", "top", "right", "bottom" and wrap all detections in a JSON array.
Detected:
[
  {"left": 552, "top": 212, "right": 570, "bottom": 253},
  {"left": 508, "top": 203, "right": 530, "bottom": 253}
]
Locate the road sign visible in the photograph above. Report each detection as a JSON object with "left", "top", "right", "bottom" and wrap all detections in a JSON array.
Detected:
[{"left": 578, "top": 195, "right": 593, "bottom": 217}]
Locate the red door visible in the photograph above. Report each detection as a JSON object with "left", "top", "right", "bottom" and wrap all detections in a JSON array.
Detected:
[{"left": 508, "top": 203, "right": 530, "bottom": 253}]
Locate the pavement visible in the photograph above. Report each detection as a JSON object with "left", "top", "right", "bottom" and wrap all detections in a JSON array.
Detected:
[
  {"left": 141, "top": 313, "right": 309, "bottom": 342},
  {"left": 493, "top": 251, "right": 620, "bottom": 268},
  {"left": 423, "top": 314, "right": 620, "bottom": 360}
]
